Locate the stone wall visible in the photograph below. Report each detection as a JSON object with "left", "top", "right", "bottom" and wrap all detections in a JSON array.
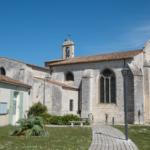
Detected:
[
  {"left": 143, "top": 41, "right": 150, "bottom": 123},
  {"left": 0, "top": 85, "right": 10, "bottom": 126},
  {"left": 50, "top": 59, "right": 134, "bottom": 124},
  {"left": 62, "top": 88, "right": 78, "bottom": 115},
  {"left": 51, "top": 85, "right": 62, "bottom": 115}
]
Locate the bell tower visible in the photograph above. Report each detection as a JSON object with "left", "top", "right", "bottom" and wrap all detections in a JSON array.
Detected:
[{"left": 62, "top": 38, "right": 75, "bottom": 59}]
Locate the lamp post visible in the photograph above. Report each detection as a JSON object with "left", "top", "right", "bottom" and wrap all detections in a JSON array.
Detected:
[{"left": 122, "top": 67, "right": 129, "bottom": 141}]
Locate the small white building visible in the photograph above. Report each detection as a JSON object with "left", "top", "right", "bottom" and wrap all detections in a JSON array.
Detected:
[{"left": 0, "top": 75, "right": 30, "bottom": 126}]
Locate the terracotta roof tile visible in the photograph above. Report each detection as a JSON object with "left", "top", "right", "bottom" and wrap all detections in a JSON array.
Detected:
[
  {"left": 0, "top": 75, "right": 31, "bottom": 89},
  {"left": 46, "top": 49, "right": 143, "bottom": 66}
]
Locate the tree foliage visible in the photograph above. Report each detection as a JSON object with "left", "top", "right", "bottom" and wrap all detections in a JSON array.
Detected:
[{"left": 27, "top": 102, "right": 47, "bottom": 117}]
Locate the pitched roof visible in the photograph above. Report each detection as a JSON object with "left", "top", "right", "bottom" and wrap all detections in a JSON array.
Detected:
[
  {"left": 34, "top": 77, "right": 78, "bottom": 91},
  {"left": 0, "top": 57, "right": 49, "bottom": 73},
  {"left": 0, "top": 75, "right": 31, "bottom": 89},
  {"left": 45, "top": 49, "right": 143, "bottom": 67},
  {"left": 26, "top": 64, "right": 49, "bottom": 72}
]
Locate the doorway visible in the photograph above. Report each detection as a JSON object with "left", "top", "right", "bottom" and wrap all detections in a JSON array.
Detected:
[{"left": 9, "top": 91, "right": 23, "bottom": 125}]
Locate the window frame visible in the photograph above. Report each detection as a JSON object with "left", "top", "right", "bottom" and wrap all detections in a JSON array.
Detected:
[
  {"left": 0, "top": 102, "right": 8, "bottom": 115},
  {"left": 100, "top": 69, "right": 116, "bottom": 104}
]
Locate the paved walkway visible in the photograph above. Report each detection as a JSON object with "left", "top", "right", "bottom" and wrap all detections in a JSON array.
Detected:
[{"left": 89, "top": 125, "right": 138, "bottom": 150}]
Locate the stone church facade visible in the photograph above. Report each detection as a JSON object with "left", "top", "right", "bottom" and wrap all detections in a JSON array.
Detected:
[{"left": 0, "top": 39, "right": 150, "bottom": 126}]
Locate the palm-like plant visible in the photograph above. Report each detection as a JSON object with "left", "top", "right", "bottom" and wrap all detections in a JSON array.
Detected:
[{"left": 11, "top": 116, "right": 48, "bottom": 137}]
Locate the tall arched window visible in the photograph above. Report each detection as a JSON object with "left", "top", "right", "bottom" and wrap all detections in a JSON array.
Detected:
[
  {"left": 0, "top": 67, "right": 6, "bottom": 76},
  {"left": 100, "top": 69, "right": 116, "bottom": 103},
  {"left": 65, "top": 72, "right": 74, "bottom": 81}
]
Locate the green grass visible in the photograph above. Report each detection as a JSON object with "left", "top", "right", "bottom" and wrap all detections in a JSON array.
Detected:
[
  {"left": 0, "top": 126, "right": 92, "bottom": 150},
  {"left": 115, "top": 125, "right": 150, "bottom": 150}
]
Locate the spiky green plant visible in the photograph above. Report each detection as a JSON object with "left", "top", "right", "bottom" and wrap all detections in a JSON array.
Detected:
[{"left": 11, "top": 116, "right": 48, "bottom": 137}]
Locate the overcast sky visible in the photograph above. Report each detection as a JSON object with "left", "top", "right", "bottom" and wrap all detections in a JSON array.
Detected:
[{"left": 0, "top": 0, "right": 150, "bottom": 66}]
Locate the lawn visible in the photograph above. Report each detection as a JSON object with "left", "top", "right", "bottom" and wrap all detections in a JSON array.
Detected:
[
  {"left": 115, "top": 125, "right": 150, "bottom": 150},
  {"left": 0, "top": 126, "right": 92, "bottom": 150}
]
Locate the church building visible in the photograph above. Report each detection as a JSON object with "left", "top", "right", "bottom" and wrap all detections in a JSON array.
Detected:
[{"left": 1, "top": 39, "right": 150, "bottom": 126}]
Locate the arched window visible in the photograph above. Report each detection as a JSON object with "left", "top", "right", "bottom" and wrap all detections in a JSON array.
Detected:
[
  {"left": 100, "top": 69, "right": 116, "bottom": 103},
  {"left": 66, "top": 47, "right": 70, "bottom": 58},
  {"left": 0, "top": 67, "right": 6, "bottom": 76},
  {"left": 65, "top": 72, "right": 74, "bottom": 81}
]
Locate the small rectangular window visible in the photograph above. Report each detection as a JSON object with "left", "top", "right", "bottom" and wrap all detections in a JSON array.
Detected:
[
  {"left": 0, "top": 102, "right": 7, "bottom": 115},
  {"left": 69, "top": 99, "right": 73, "bottom": 111}
]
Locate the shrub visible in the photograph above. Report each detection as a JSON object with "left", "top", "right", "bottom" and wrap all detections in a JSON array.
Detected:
[
  {"left": 26, "top": 102, "right": 81, "bottom": 125},
  {"left": 11, "top": 116, "right": 47, "bottom": 137},
  {"left": 49, "top": 116, "right": 63, "bottom": 125},
  {"left": 42, "top": 114, "right": 80, "bottom": 125},
  {"left": 61, "top": 114, "right": 80, "bottom": 125},
  {"left": 40, "top": 112, "right": 52, "bottom": 124},
  {"left": 27, "top": 102, "right": 47, "bottom": 117}
]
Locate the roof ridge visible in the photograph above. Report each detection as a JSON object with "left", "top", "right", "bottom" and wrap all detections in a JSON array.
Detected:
[
  {"left": 68, "top": 49, "right": 143, "bottom": 60},
  {"left": 26, "top": 64, "right": 49, "bottom": 72},
  {"left": 0, "top": 56, "right": 48, "bottom": 72},
  {"left": 0, "top": 75, "right": 31, "bottom": 89},
  {"left": 34, "top": 77, "right": 78, "bottom": 90},
  {"left": 46, "top": 49, "right": 143, "bottom": 66}
]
